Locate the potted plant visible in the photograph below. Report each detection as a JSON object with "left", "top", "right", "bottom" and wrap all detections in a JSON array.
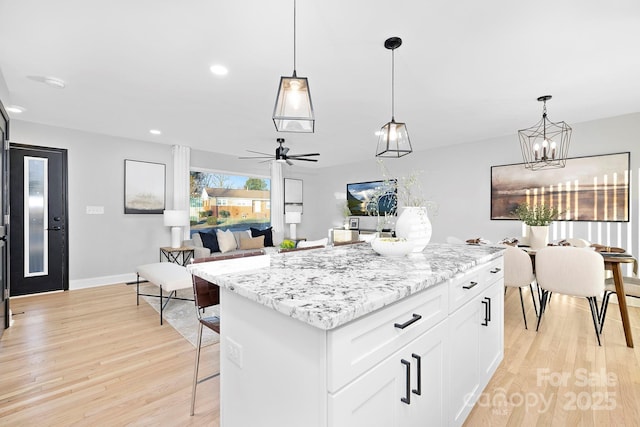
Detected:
[{"left": 513, "top": 203, "right": 560, "bottom": 249}]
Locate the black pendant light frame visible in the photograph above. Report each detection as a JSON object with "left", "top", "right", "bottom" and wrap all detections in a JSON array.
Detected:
[{"left": 376, "top": 37, "right": 412, "bottom": 158}]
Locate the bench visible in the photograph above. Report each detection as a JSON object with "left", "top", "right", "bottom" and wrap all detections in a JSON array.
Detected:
[{"left": 136, "top": 262, "right": 194, "bottom": 325}]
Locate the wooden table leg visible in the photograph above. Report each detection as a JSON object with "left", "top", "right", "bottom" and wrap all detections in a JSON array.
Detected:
[{"left": 611, "top": 262, "right": 634, "bottom": 348}]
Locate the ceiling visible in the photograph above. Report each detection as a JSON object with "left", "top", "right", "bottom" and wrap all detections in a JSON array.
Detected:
[{"left": 1, "top": 0, "right": 639, "bottom": 168}]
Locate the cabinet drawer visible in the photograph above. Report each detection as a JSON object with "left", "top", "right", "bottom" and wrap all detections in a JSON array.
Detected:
[
  {"left": 449, "top": 257, "right": 503, "bottom": 314},
  {"left": 327, "top": 283, "right": 448, "bottom": 393}
]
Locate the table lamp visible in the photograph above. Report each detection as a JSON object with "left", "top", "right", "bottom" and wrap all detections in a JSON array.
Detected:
[
  {"left": 285, "top": 211, "right": 302, "bottom": 240},
  {"left": 163, "top": 210, "right": 189, "bottom": 248}
]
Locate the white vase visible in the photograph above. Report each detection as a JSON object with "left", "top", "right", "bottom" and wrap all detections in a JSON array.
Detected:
[
  {"left": 395, "top": 207, "right": 432, "bottom": 253},
  {"left": 528, "top": 225, "right": 549, "bottom": 250}
]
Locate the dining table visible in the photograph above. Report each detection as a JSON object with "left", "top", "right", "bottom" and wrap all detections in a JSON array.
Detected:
[{"left": 521, "top": 246, "right": 637, "bottom": 348}]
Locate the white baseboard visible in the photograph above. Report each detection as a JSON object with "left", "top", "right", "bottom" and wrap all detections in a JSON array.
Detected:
[{"left": 69, "top": 273, "right": 138, "bottom": 290}]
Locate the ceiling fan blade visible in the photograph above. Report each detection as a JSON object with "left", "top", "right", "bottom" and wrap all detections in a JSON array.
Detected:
[
  {"left": 239, "top": 155, "right": 273, "bottom": 159},
  {"left": 288, "top": 153, "right": 320, "bottom": 158},
  {"left": 246, "top": 150, "right": 273, "bottom": 156},
  {"left": 291, "top": 157, "right": 318, "bottom": 162}
]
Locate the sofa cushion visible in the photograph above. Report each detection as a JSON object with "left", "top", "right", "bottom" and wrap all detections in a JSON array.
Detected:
[
  {"left": 216, "top": 229, "right": 238, "bottom": 253},
  {"left": 250, "top": 226, "right": 274, "bottom": 247},
  {"left": 239, "top": 235, "right": 265, "bottom": 250},
  {"left": 199, "top": 231, "right": 220, "bottom": 253}
]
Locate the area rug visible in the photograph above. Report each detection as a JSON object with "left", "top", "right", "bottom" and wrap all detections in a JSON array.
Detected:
[{"left": 139, "top": 283, "right": 220, "bottom": 347}]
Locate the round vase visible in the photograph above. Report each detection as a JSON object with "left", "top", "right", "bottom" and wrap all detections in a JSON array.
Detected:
[
  {"left": 528, "top": 225, "right": 549, "bottom": 250},
  {"left": 395, "top": 207, "right": 432, "bottom": 253}
]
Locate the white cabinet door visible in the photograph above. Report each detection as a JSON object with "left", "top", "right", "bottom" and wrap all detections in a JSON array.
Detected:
[
  {"left": 478, "top": 281, "right": 504, "bottom": 383},
  {"left": 447, "top": 293, "right": 481, "bottom": 426},
  {"left": 329, "top": 321, "right": 447, "bottom": 427}
]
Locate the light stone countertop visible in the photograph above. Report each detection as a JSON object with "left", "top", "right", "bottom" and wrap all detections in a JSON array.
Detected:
[{"left": 187, "top": 242, "right": 505, "bottom": 330}]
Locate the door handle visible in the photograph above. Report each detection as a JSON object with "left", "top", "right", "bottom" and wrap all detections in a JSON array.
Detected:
[
  {"left": 47, "top": 226, "right": 62, "bottom": 231},
  {"left": 411, "top": 353, "right": 421, "bottom": 396},
  {"left": 463, "top": 281, "right": 478, "bottom": 290},
  {"left": 400, "top": 359, "right": 411, "bottom": 404},
  {"left": 394, "top": 313, "right": 422, "bottom": 329}
]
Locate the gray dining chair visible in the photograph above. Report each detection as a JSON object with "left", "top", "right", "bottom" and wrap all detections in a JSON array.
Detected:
[{"left": 534, "top": 246, "right": 606, "bottom": 345}]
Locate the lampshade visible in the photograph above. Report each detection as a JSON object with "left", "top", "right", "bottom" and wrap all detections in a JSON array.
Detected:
[
  {"left": 376, "top": 37, "right": 412, "bottom": 158},
  {"left": 285, "top": 211, "right": 302, "bottom": 224},
  {"left": 272, "top": 0, "right": 315, "bottom": 133},
  {"left": 163, "top": 210, "right": 189, "bottom": 227},
  {"left": 518, "top": 95, "right": 571, "bottom": 171}
]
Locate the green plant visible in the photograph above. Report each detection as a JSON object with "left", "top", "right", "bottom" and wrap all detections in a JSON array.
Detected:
[
  {"left": 280, "top": 239, "right": 296, "bottom": 249},
  {"left": 514, "top": 203, "right": 560, "bottom": 226}
]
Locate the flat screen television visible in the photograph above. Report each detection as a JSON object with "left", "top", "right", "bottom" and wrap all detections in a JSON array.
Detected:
[{"left": 346, "top": 180, "right": 397, "bottom": 216}]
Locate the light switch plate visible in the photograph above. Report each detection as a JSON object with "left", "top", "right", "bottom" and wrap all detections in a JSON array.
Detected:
[{"left": 86, "top": 206, "right": 104, "bottom": 214}]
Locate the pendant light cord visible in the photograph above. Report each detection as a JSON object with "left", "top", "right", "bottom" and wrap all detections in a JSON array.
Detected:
[
  {"left": 293, "top": 0, "right": 297, "bottom": 74},
  {"left": 391, "top": 48, "right": 395, "bottom": 120}
]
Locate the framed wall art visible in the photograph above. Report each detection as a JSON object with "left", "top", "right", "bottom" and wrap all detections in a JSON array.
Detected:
[
  {"left": 491, "top": 152, "right": 630, "bottom": 222},
  {"left": 349, "top": 217, "right": 360, "bottom": 230},
  {"left": 124, "top": 159, "right": 166, "bottom": 214}
]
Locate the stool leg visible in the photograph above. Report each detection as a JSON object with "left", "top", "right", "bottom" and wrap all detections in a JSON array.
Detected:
[
  {"left": 136, "top": 274, "right": 140, "bottom": 306},
  {"left": 190, "top": 322, "right": 204, "bottom": 416}
]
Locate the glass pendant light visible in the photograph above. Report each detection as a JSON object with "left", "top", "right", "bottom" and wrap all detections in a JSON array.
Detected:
[
  {"left": 376, "top": 37, "right": 412, "bottom": 158},
  {"left": 273, "top": 0, "right": 315, "bottom": 133},
  {"left": 518, "top": 95, "right": 571, "bottom": 170}
]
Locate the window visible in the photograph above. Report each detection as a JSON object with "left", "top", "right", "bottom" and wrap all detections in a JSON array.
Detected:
[{"left": 190, "top": 170, "right": 270, "bottom": 234}]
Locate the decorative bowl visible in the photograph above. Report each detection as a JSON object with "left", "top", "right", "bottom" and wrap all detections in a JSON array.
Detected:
[{"left": 370, "top": 237, "right": 414, "bottom": 257}]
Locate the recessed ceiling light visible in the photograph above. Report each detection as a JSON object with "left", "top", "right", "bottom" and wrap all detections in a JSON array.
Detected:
[
  {"left": 43, "top": 77, "right": 66, "bottom": 89},
  {"left": 149, "top": 129, "right": 162, "bottom": 135},
  {"left": 210, "top": 65, "right": 229, "bottom": 76},
  {"left": 6, "top": 105, "right": 26, "bottom": 114}
]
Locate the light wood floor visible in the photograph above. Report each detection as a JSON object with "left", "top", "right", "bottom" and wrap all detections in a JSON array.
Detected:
[{"left": 1, "top": 284, "right": 639, "bottom": 426}]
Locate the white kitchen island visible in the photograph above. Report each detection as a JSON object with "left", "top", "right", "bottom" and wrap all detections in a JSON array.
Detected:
[{"left": 187, "top": 242, "right": 505, "bottom": 427}]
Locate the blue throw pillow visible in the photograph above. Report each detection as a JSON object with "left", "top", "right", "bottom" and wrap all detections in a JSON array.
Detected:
[
  {"left": 250, "top": 227, "right": 274, "bottom": 247},
  {"left": 199, "top": 231, "right": 220, "bottom": 253}
]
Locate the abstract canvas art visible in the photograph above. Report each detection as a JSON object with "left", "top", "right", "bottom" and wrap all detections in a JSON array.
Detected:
[
  {"left": 124, "top": 159, "right": 166, "bottom": 214},
  {"left": 491, "top": 152, "right": 630, "bottom": 222}
]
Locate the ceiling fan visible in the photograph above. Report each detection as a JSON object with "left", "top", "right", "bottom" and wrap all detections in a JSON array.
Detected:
[{"left": 239, "top": 138, "right": 320, "bottom": 165}]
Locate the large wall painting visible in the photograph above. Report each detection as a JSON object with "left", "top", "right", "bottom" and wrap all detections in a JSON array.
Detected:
[{"left": 491, "top": 152, "right": 630, "bottom": 222}]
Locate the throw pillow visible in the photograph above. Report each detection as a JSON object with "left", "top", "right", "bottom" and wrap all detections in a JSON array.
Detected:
[
  {"left": 239, "top": 235, "right": 265, "bottom": 250},
  {"left": 216, "top": 229, "right": 238, "bottom": 253},
  {"left": 199, "top": 231, "right": 220, "bottom": 253},
  {"left": 250, "top": 227, "right": 274, "bottom": 247}
]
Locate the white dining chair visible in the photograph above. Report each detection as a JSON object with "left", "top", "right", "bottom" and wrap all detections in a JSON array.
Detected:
[
  {"left": 565, "top": 237, "right": 591, "bottom": 248},
  {"left": 534, "top": 246, "right": 606, "bottom": 345},
  {"left": 600, "top": 267, "right": 640, "bottom": 333},
  {"left": 503, "top": 246, "right": 538, "bottom": 329}
]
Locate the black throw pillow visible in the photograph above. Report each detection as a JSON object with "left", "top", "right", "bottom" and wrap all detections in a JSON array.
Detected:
[
  {"left": 250, "top": 227, "right": 274, "bottom": 247},
  {"left": 199, "top": 231, "right": 220, "bottom": 253}
]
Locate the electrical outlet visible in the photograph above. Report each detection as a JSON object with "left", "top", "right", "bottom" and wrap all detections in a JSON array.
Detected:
[{"left": 226, "top": 337, "right": 243, "bottom": 368}]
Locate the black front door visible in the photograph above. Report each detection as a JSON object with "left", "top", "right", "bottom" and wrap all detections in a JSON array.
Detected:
[
  {"left": 0, "top": 104, "right": 8, "bottom": 333},
  {"left": 9, "top": 144, "right": 68, "bottom": 296}
]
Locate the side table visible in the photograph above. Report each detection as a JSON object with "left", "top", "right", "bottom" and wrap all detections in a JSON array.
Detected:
[{"left": 160, "top": 246, "right": 195, "bottom": 266}]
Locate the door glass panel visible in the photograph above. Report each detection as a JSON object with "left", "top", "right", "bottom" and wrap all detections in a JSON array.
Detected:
[{"left": 24, "top": 156, "right": 48, "bottom": 277}]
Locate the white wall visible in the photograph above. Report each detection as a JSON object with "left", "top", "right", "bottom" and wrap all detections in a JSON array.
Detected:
[{"left": 305, "top": 113, "right": 640, "bottom": 260}]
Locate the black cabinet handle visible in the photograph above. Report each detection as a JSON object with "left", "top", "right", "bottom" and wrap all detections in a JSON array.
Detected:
[
  {"left": 481, "top": 297, "right": 491, "bottom": 326},
  {"left": 46, "top": 226, "right": 62, "bottom": 231},
  {"left": 411, "top": 353, "right": 422, "bottom": 396},
  {"left": 463, "top": 281, "right": 478, "bottom": 290},
  {"left": 490, "top": 267, "right": 501, "bottom": 273},
  {"left": 401, "top": 359, "right": 411, "bottom": 404},
  {"left": 394, "top": 313, "right": 422, "bottom": 329}
]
